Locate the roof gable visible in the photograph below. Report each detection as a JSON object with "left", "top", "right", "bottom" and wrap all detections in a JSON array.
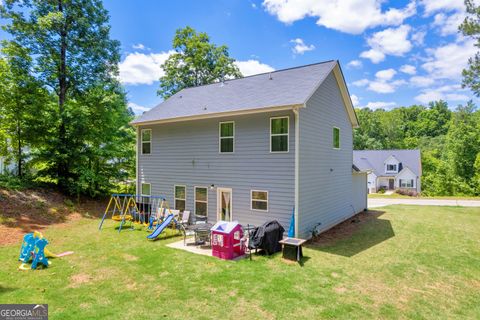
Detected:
[{"left": 131, "top": 60, "right": 358, "bottom": 127}]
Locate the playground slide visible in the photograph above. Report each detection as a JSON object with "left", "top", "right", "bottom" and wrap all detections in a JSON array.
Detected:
[{"left": 147, "top": 214, "right": 174, "bottom": 240}]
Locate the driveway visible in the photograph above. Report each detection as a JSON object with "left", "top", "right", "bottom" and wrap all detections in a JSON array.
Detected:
[{"left": 368, "top": 198, "right": 480, "bottom": 208}]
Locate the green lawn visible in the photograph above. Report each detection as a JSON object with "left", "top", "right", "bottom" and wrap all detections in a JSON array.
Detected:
[
  {"left": 368, "top": 193, "right": 480, "bottom": 200},
  {"left": 1, "top": 205, "right": 479, "bottom": 319}
]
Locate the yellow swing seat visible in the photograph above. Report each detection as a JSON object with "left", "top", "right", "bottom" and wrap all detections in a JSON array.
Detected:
[{"left": 112, "top": 214, "right": 132, "bottom": 221}]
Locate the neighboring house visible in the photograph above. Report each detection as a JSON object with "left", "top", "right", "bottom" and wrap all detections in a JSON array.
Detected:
[
  {"left": 131, "top": 60, "right": 367, "bottom": 238},
  {"left": 353, "top": 150, "right": 422, "bottom": 193}
]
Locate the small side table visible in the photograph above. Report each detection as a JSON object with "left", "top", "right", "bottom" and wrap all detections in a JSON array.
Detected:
[{"left": 279, "top": 238, "right": 307, "bottom": 262}]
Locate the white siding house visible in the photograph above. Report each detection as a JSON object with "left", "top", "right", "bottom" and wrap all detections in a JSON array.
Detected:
[
  {"left": 132, "top": 60, "right": 367, "bottom": 238},
  {"left": 353, "top": 150, "right": 422, "bottom": 193}
]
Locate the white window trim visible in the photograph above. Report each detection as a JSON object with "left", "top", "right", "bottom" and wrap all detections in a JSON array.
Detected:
[
  {"left": 141, "top": 129, "right": 152, "bottom": 155},
  {"left": 333, "top": 126, "right": 340, "bottom": 150},
  {"left": 194, "top": 186, "right": 208, "bottom": 217},
  {"left": 219, "top": 121, "right": 235, "bottom": 153},
  {"left": 140, "top": 183, "right": 151, "bottom": 196},
  {"left": 270, "top": 116, "right": 289, "bottom": 153},
  {"left": 174, "top": 185, "right": 187, "bottom": 210},
  {"left": 400, "top": 179, "right": 414, "bottom": 188},
  {"left": 250, "top": 190, "right": 269, "bottom": 212},
  {"left": 386, "top": 165, "right": 398, "bottom": 173}
]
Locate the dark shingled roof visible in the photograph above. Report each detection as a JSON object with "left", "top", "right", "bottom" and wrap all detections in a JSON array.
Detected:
[
  {"left": 132, "top": 60, "right": 342, "bottom": 125},
  {"left": 353, "top": 149, "right": 421, "bottom": 177}
]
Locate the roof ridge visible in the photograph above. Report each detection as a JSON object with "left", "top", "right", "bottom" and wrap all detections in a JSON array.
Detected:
[{"left": 179, "top": 60, "right": 337, "bottom": 92}]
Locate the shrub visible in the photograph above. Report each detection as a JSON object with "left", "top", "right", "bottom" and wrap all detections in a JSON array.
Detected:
[
  {"left": 377, "top": 187, "right": 386, "bottom": 194},
  {"left": 395, "top": 189, "right": 418, "bottom": 197}
]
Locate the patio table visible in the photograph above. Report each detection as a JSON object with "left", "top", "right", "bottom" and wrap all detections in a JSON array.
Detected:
[{"left": 187, "top": 223, "right": 213, "bottom": 246}]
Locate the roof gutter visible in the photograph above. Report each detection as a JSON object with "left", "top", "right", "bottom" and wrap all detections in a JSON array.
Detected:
[{"left": 130, "top": 104, "right": 302, "bottom": 127}]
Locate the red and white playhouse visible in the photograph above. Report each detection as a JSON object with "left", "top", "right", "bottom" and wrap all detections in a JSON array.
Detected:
[{"left": 211, "top": 221, "right": 245, "bottom": 260}]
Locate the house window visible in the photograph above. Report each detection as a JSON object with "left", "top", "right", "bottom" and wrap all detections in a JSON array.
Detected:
[
  {"left": 400, "top": 179, "right": 414, "bottom": 188},
  {"left": 271, "top": 117, "right": 289, "bottom": 152},
  {"left": 141, "top": 183, "right": 151, "bottom": 196},
  {"left": 219, "top": 121, "right": 234, "bottom": 153},
  {"left": 251, "top": 190, "right": 268, "bottom": 211},
  {"left": 141, "top": 129, "right": 151, "bottom": 154},
  {"left": 174, "top": 185, "right": 186, "bottom": 212},
  {"left": 386, "top": 164, "right": 397, "bottom": 172},
  {"left": 194, "top": 187, "right": 208, "bottom": 217},
  {"left": 333, "top": 127, "right": 340, "bottom": 149}
]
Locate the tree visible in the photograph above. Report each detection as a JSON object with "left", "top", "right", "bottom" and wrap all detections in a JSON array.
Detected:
[
  {"left": 158, "top": 26, "right": 242, "bottom": 99},
  {"left": 0, "top": 43, "right": 50, "bottom": 177},
  {"left": 460, "top": 0, "right": 480, "bottom": 96},
  {"left": 1, "top": 0, "right": 132, "bottom": 194}
]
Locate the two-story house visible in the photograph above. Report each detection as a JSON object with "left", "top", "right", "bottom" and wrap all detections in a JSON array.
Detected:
[
  {"left": 131, "top": 60, "right": 367, "bottom": 238},
  {"left": 353, "top": 149, "right": 422, "bottom": 194}
]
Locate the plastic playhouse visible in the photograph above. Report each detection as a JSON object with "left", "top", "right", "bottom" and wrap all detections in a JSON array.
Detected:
[
  {"left": 18, "top": 231, "right": 73, "bottom": 270},
  {"left": 211, "top": 221, "right": 245, "bottom": 260}
]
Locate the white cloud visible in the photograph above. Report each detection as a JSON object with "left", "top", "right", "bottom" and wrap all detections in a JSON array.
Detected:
[
  {"left": 420, "top": 0, "right": 464, "bottom": 15},
  {"left": 375, "top": 68, "right": 397, "bottom": 81},
  {"left": 411, "top": 30, "right": 427, "bottom": 45},
  {"left": 251, "top": 2, "right": 257, "bottom": 9},
  {"left": 352, "top": 79, "right": 369, "bottom": 87},
  {"left": 350, "top": 94, "right": 360, "bottom": 107},
  {"left": 432, "top": 12, "right": 465, "bottom": 36},
  {"left": 360, "top": 25, "right": 412, "bottom": 63},
  {"left": 365, "top": 101, "right": 397, "bottom": 110},
  {"left": 354, "top": 69, "right": 406, "bottom": 93},
  {"left": 290, "top": 38, "right": 315, "bottom": 55},
  {"left": 415, "top": 84, "right": 470, "bottom": 104},
  {"left": 128, "top": 102, "right": 150, "bottom": 114},
  {"left": 359, "top": 49, "right": 385, "bottom": 64},
  {"left": 119, "top": 51, "right": 174, "bottom": 85},
  {"left": 132, "top": 43, "right": 146, "bottom": 50},
  {"left": 400, "top": 64, "right": 417, "bottom": 75},
  {"left": 409, "top": 76, "right": 435, "bottom": 87},
  {"left": 235, "top": 59, "right": 275, "bottom": 76},
  {"left": 422, "top": 38, "right": 476, "bottom": 80},
  {"left": 347, "top": 60, "right": 363, "bottom": 69},
  {"left": 262, "top": 0, "right": 416, "bottom": 34}
]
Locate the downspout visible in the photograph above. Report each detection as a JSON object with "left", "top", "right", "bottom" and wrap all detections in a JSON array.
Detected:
[{"left": 293, "top": 106, "right": 300, "bottom": 238}]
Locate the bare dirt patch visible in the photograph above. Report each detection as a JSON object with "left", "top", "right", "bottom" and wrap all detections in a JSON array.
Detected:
[
  {"left": 310, "top": 210, "right": 385, "bottom": 246},
  {"left": 0, "top": 188, "right": 107, "bottom": 246},
  {"left": 69, "top": 273, "right": 92, "bottom": 288}
]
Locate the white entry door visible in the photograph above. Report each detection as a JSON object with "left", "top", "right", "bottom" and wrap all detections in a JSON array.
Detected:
[{"left": 217, "top": 188, "right": 233, "bottom": 221}]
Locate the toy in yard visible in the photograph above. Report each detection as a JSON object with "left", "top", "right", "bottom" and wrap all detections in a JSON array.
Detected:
[
  {"left": 99, "top": 194, "right": 168, "bottom": 232},
  {"left": 18, "top": 231, "right": 73, "bottom": 271},
  {"left": 146, "top": 199, "right": 185, "bottom": 240}
]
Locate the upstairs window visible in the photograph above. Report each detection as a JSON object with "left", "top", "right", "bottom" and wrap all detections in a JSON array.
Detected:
[
  {"left": 386, "top": 164, "right": 397, "bottom": 172},
  {"left": 141, "top": 129, "right": 151, "bottom": 154},
  {"left": 333, "top": 127, "right": 340, "bottom": 149},
  {"left": 271, "top": 117, "right": 289, "bottom": 152},
  {"left": 174, "top": 185, "right": 186, "bottom": 212},
  {"left": 219, "top": 121, "right": 234, "bottom": 153}
]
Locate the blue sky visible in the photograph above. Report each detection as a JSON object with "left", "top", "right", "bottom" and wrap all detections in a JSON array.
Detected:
[{"left": 2, "top": 0, "right": 478, "bottom": 113}]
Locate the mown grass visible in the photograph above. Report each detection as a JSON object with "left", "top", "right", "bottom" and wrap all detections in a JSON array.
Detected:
[
  {"left": 368, "top": 193, "right": 480, "bottom": 200},
  {"left": 0, "top": 205, "right": 479, "bottom": 319}
]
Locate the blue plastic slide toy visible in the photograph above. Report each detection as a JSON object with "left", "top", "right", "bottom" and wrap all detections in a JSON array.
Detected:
[{"left": 147, "top": 214, "right": 174, "bottom": 240}]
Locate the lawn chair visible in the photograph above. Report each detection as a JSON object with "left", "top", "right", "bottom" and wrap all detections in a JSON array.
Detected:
[{"left": 179, "top": 210, "right": 190, "bottom": 227}]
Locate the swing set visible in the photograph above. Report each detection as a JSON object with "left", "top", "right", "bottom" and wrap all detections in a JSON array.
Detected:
[{"left": 98, "top": 194, "right": 177, "bottom": 233}]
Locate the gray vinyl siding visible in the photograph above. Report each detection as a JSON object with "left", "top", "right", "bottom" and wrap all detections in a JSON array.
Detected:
[
  {"left": 137, "top": 111, "right": 295, "bottom": 229},
  {"left": 298, "top": 72, "right": 355, "bottom": 238}
]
